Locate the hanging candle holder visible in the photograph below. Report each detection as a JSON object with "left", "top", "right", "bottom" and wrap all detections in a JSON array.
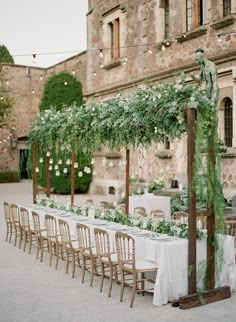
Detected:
[
  {"left": 35, "top": 167, "right": 39, "bottom": 173},
  {"left": 49, "top": 158, "right": 53, "bottom": 164},
  {"left": 55, "top": 170, "right": 60, "bottom": 176},
  {"left": 48, "top": 165, "right": 52, "bottom": 171},
  {"left": 74, "top": 162, "right": 78, "bottom": 168},
  {"left": 63, "top": 168, "right": 68, "bottom": 174},
  {"left": 66, "top": 159, "right": 71, "bottom": 165},
  {"left": 39, "top": 158, "right": 43, "bottom": 163},
  {"left": 58, "top": 159, "right": 62, "bottom": 165},
  {"left": 54, "top": 165, "right": 59, "bottom": 170},
  {"left": 46, "top": 151, "right": 50, "bottom": 157},
  {"left": 78, "top": 171, "right": 83, "bottom": 177}
]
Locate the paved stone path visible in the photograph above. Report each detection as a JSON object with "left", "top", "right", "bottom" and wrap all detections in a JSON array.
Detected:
[{"left": 0, "top": 180, "right": 235, "bottom": 322}]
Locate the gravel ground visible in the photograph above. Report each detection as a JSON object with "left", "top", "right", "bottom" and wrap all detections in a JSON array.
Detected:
[{"left": 0, "top": 180, "right": 236, "bottom": 322}]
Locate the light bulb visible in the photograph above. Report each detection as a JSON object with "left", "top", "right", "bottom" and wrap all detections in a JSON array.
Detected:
[
  {"left": 32, "top": 54, "right": 37, "bottom": 64},
  {"left": 99, "top": 49, "right": 103, "bottom": 58}
]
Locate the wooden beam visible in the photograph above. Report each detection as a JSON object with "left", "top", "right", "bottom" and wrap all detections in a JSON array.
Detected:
[
  {"left": 32, "top": 144, "right": 37, "bottom": 204},
  {"left": 179, "top": 286, "right": 231, "bottom": 309},
  {"left": 125, "top": 149, "right": 130, "bottom": 215},
  {"left": 45, "top": 155, "right": 50, "bottom": 198},
  {"left": 187, "top": 108, "right": 197, "bottom": 294},
  {"left": 71, "top": 152, "right": 75, "bottom": 207}
]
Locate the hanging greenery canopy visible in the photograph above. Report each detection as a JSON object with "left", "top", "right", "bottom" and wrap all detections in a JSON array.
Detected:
[{"left": 28, "top": 73, "right": 210, "bottom": 154}]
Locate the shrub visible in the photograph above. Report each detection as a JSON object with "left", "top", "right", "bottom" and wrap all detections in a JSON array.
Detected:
[{"left": 0, "top": 171, "right": 19, "bottom": 183}]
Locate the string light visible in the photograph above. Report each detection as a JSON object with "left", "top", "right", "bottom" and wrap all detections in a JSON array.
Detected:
[
  {"left": 148, "top": 49, "right": 153, "bottom": 54},
  {"left": 32, "top": 54, "right": 37, "bottom": 64},
  {"left": 72, "top": 69, "right": 75, "bottom": 75},
  {"left": 31, "top": 89, "right": 35, "bottom": 94},
  {"left": 99, "top": 49, "right": 103, "bottom": 58},
  {"left": 93, "top": 71, "right": 97, "bottom": 76},
  {"left": 40, "top": 74, "right": 43, "bottom": 80},
  {"left": 161, "top": 44, "right": 166, "bottom": 51},
  {"left": 100, "top": 63, "right": 104, "bottom": 69},
  {"left": 64, "top": 81, "right": 68, "bottom": 85}
]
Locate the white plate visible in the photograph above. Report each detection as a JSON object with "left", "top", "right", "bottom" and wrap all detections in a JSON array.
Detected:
[
  {"left": 132, "top": 232, "right": 149, "bottom": 237},
  {"left": 149, "top": 236, "right": 170, "bottom": 241}
]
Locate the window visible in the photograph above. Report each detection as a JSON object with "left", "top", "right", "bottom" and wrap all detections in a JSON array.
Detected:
[
  {"left": 186, "top": 0, "right": 192, "bottom": 31},
  {"left": 186, "top": 0, "right": 203, "bottom": 31},
  {"left": 164, "top": 0, "right": 170, "bottom": 39},
  {"left": 224, "top": 97, "right": 233, "bottom": 147},
  {"left": 109, "top": 18, "right": 120, "bottom": 60},
  {"left": 223, "top": 0, "right": 231, "bottom": 16}
]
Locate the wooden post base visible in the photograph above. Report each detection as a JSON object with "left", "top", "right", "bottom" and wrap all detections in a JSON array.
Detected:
[{"left": 177, "top": 286, "right": 231, "bottom": 309}]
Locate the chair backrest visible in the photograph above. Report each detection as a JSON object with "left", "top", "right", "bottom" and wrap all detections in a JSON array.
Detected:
[
  {"left": 115, "top": 232, "right": 135, "bottom": 269},
  {"left": 4, "top": 201, "right": 11, "bottom": 223},
  {"left": 117, "top": 203, "right": 126, "bottom": 213},
  {"left": 32, "top": 211, "right": 41, "bottom": 232},
  {"left": 94, "top": 228, "right": 111, "bottom": 257},
  {"left": 10, "top": 204, "right": 20, "bottom": 223},
  {"left": 84, "top": 199, "right": 93, "bottom": 207},
  {"left": 98, "top": 201, "right": 109, "bottom": 209},
  {"left": 58, "top": 219, "right": 72, "bottom": 247},
  {"left": 196, "top": 216, "right": 207, "bottom": 229},
  {"left": 76, "top": 223, "right": 92, "bottom": 250},
  {"left": 150, "top": 209, "right": 164, "bottom": 219},
  {"left": 19, "top": 207, "right": 30, "bottom": 229},
  {"left": 45, "top": 214, "right": 58, "bottom": 238},
  {"left": 134, "top": 207, "right": 146, "bottom": 217},
  {"left": 172, "top": 211, "right": 188, "bottom": 222}
]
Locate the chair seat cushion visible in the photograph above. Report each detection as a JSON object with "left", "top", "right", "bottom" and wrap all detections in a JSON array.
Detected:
[
  {"left": 83, "top": 247, "right": 97, "bottom": 257},
  {"left": 124, "top": 260, "right": 158, "bottom": 271},
  {"left": 101, "top": 253, "right": 118, "bottom": 264}
]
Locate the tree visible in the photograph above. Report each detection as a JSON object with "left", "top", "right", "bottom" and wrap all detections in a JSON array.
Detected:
[
  {"left": 0, "top": 45, "right": 14, "bottom": 64},
  {"left": 37, "top": 72, "right": 91, "bottom": 194},
  {"left": 39, "top": 72, "right": 83, "bottom": 111}
]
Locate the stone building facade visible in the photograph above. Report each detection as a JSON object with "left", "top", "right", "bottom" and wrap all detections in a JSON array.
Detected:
[{"left": 1, "top": 0, "right": 236, "bottom": 196}]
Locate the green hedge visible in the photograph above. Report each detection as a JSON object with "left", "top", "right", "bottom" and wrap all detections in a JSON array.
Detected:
[{"left": 0, "top": 171, "right": 19, "bottom": 183}]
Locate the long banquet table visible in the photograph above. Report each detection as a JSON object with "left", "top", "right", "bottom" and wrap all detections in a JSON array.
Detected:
[{"left": 25, "top": 205, "right": 236, "bottom": 307}]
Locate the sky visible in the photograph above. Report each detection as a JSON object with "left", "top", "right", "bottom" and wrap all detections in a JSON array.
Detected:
[{"left": 0, "top": 0, "right": 88, "bottom": 68}]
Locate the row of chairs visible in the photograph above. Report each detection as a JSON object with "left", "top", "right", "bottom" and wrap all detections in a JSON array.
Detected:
[{"left": 3, "top": 201, "right": 158, "bottom": 307}]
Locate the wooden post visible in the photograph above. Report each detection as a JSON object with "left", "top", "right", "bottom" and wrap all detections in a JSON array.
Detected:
[
  {"left": 71, "top": 152, "right": 75, "bottom": 207},
  {"left": 45, "top": 155, "right": 50, "bottom": 198},
  {"left": 125, "top": 149, "right": 130, "bottom": 215},
  {"left": 207, "top": 132, "right": 216, "bottom": 289},
  {"left": 32, "top": 144, "right": 37, "bottom": 204},
  {"left": 187, "top": 108, "right": 197, "bottom": 294}
]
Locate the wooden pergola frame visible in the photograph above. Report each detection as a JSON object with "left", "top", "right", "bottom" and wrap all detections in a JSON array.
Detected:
[{"left": 31, "top": 108, "right": 231, "bottom": 309}]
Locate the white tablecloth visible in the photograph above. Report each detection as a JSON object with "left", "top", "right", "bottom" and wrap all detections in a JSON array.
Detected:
[
  {"left": 129, "top": 194, "right": 171, "bottom": 221},
  {"left": 25, "top": 205, "right": 236, "bottom": 307}
]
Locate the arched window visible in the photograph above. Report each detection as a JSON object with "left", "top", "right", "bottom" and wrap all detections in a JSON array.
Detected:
[
  {"left": 223, "top": 0, "right": 231, "bottom": 17},
  {"left": 164, "top": 0, "right": 170, "bottom": 39},
  {"left": 224, "top": 97, "right": 233, "bottom": 147}
]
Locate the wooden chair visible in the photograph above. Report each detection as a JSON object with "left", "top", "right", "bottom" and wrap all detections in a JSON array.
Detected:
[
  {"left": 45, "top": 214, "right": 63, "bottom": 269},
  {"left": 94, "top": 228, "right": 119, "bottom": 297},
  {"left": 4, "top": 201, "right": 13, "bottom": 242},
  {"left": 10, "top": 203, "right": 22, "bottom": 248},
  {"left": 58, "top": 219, "right": 81, "bottom": 278},
  {"left": 225, "top": 219, "right": 236, "bottom": 250},
  {"left": 150, "top": 209, "right": 164, "bottom": 219},
  {"left": 32, "top": 211, "right": 48, "bottom": 262},
  {"left": 76, "top": 223, "right": 98, "bottom": 286},
  {"left": 19, "top": 207, "right": 35, "bottom": 254},
  {"left": 133, "top": 207, "right": 146, "bottom": 217},
  {"left": 172, "top": 211, "right": 188, "bottom": 223},
  {"left": 115, "top": 232, "right": 158, "bottom": 307}
]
